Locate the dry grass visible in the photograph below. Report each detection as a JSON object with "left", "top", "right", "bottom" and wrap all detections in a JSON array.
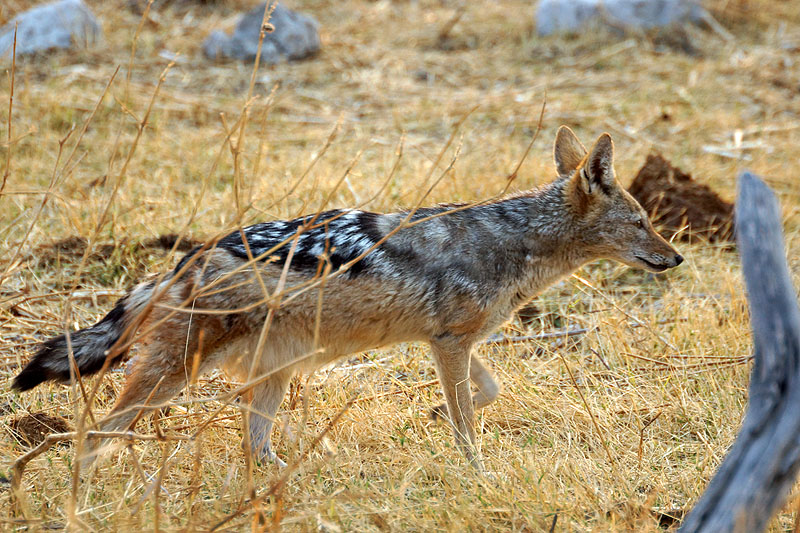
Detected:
[{"left": 1, "top": 0, "right": 800, "bottom": 530}]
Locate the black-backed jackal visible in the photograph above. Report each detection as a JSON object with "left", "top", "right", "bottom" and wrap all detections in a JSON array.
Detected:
[{"left": 13, "top": 127, "right": 683, "bottom": 470}]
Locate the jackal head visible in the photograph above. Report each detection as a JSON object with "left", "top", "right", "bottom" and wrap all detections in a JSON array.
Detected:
[{"left": 554, "top": 126, "right": 683, "bottom": 272}]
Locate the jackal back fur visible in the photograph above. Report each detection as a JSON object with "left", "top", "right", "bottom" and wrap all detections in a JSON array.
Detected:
[{"left": 13, "top": 127, "right": 683, "bottom": 469}]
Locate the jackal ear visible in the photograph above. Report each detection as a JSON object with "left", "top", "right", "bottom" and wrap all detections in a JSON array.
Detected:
[
  {"left": 581, "top": 133, "right": 615, "bottom": 194},
  {"left": 553, "top": 126, "right": 587, "bottom": 177}
]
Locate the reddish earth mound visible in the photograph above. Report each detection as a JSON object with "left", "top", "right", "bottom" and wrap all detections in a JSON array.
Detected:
[
  {"left": 10, "top": 412, "right": 72, "bottom": 447},
  {"left": 628, "top": 154, "right": 734, "bottom": 243}
]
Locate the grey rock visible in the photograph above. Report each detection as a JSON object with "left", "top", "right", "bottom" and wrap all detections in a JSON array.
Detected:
[
  {"left": 203, "top": 3, "right": 320, "bottom": 64},
  {"left": 0, "top": 0, "right": 102, "bottom": 60},
  {"left": 536, "top": 0, "right": 708, "bottom": 36}
]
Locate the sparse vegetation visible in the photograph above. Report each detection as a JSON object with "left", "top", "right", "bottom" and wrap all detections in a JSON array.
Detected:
[{"left": 2, "top": 0, "right": 800, "bottom": 530}]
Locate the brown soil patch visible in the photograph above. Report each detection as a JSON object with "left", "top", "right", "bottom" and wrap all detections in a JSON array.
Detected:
[
  {"left": 9, "top": 412, "right": 73, "bottom": 447},
  {"left": 33, "top": 234, "right": 201, "bottom": 266},
  {"left": 628, "top": 154, "right": 734, "bottom": 243},
  {"left": 141, "top": 233, "right": 200, "bottom": 252}
]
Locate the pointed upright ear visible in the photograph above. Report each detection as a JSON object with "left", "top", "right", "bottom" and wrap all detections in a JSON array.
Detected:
[
  {"left": 553, "top": 126, "right": 587, "bottom": 177},
  {"left": 581, "top": 133, "right": 616, "bottom": 194}
]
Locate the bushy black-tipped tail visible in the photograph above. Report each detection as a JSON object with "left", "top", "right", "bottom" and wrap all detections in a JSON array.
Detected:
[{"left": 12, "top": 282, "right": 155, "bottom": 392}]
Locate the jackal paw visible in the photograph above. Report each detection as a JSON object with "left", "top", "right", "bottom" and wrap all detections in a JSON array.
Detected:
[
  {"left": 259, "top": 449, "right": 287, "bottom": 468},
  {"left": 246, "top": 439, "right": 288, "bottom": 467}
]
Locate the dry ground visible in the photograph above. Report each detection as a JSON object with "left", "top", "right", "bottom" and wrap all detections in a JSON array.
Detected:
[{"left": 1, "top": 0, "right": 800, "bottom": 530}]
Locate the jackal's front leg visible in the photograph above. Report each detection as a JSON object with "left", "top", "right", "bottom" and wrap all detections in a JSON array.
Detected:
[
  {"left": 429, "top": 337, "right": 482, "bottom": 470},
  {"left": 430, "top": 354, "right": 500, "bottom": 422}
]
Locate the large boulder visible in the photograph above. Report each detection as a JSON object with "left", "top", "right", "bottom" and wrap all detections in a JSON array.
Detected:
[
  {"left": 203, "top": 3, "right": 320, "bottom": 64},
  {"left": 0, "top": 0, "right": 102, "bottom": 60},
  {"left": 536, "top": 0, "right": 708, "bottom": 36}
]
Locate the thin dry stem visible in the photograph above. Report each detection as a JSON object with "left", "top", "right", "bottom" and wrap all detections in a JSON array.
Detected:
[{"left": 1, "top": 23, "right": 17, "bottom": 196}]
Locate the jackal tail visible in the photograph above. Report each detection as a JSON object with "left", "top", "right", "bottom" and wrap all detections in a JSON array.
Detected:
[{"left": 12, "top": 280, "right": 158, "bottom": 391}]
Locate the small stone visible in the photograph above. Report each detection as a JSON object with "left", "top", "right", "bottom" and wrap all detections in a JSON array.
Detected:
[
  {"left": 536, "top": 0, "right": 708, "bottom": 36},
  {"left": 203, "top": 3, "right": 320, "bottom": 64},
  {"left": 0, "top": 0, "right": 102, "bottom": 61}
]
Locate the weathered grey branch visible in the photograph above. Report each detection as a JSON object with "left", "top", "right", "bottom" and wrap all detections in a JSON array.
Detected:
[{"left": 680, "top": 172, "right": 800, "bottom": 532}]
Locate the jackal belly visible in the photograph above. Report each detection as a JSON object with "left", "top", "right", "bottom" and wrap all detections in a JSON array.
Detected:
[{"left": 217, "top": 274, "right": 434, "bottom": 379}]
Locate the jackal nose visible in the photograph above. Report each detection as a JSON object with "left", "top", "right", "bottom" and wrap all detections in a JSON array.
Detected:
[{"left": 674, "top": 254, "right": 684, "bottom": 266}]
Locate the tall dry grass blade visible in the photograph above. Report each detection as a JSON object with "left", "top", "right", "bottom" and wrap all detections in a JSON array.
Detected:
[
  {"left": 265, "top": 119, "right": 342, "bottom": 213},
  {"left": 559, "top": 352, "right": 618, "bottom": 474},
  {"left": 125, "top": 0, "right": 156, "bottom": 103},
  {"left": 0, "top": 128, "right": 73, "bottom": 287},
  {"left": 504, "top": 93, "right": 546, "bottom": 192},
  {"left": 1, "top": 23, "right": 16, "bottom": 196},
  {"left": 209, "top": 397, "right": 356, "bottom": 531},
  {"left": 230, "top": 1, "right": 277, "bottom": 221},
  {"left": 0, "top": 65, "right": 118, "bottom": 287}
]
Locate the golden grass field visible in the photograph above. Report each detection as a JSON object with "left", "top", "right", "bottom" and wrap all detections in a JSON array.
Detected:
[{"left": 2, "top": 0, "right": 800, "bottom": 530}]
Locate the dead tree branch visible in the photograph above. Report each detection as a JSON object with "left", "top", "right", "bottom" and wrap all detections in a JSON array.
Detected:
[{"left": 680, "top": 172, "right": 800, "bottom": 532}]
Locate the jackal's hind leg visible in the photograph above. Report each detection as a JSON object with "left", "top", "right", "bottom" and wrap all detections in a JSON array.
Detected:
[
  {"left": 430, "top": 338, "right": 482, "bottom": 470},
  {"left": 244, "top": 371, "right": 292, "bottom": 467},
  {"left": 82, "top": 347, "right": 196, "bottom": 464},
  {"left": 430, "top": 354, "right": 500, "bottom": 422}
]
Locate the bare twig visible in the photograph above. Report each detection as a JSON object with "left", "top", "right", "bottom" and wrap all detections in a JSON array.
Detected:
[
  {"left": 559, "top": 353, "right": 618, "bottom": 472},
  {"left": 481, "top": 327, "right": 592, "bottom": 345},
  {"left": 504, "top": 93, "right": 547, "bottom": 192},
  {"left": 10, "top": 430, "right": 191, "bottom": 496},
  {"left": 209, "top": 398, "right": 355, "bottom": 531},
  {"left": 1, "top": 23, "right": 17, "bottom": 195}
]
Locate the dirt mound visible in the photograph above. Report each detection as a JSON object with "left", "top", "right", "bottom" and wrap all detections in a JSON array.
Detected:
[
  {"left": 141, "top": 233, "right": 199, "bottom": 252},
  {"left": 628, "top": 154, "right": 734, "bottom": 243},
  {"left": 9, "top": 412, "right": 72, "bottom": 447},
  {"left": 33, "top": 233, "right": 200, "bottom": 266}
]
